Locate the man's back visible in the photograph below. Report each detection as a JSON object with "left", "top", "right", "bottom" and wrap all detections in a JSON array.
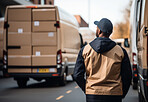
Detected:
[
  {"left": 73, "top": 18, "right": 132, "bottom": 102},
  {"left": 83, "top": 43, "right": 124, "bottom": 95}
]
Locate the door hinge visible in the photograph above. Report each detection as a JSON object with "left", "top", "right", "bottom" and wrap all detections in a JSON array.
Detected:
[{"left": 4, "top": 22, "right": 9, "bottom": 29}]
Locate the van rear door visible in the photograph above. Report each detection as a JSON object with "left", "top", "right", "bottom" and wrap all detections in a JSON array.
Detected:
[
  {"left": 31, "top": 7, "right": 58, "bottom": 74},
  {"left": 7, "top": 8, "right": 32, "bottom": 73},
  {"left": 6, "top": 6, "right": 58, "bottom": 74}
]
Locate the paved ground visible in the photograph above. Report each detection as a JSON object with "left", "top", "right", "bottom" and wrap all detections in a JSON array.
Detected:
[{"left": 0, "top": 76, "right": 138, "bottom": 102}]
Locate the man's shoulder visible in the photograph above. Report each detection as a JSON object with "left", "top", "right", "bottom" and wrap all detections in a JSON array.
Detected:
[
  {"left": 82, "top": 44, "right": 92, "bottom": 54},
  {"left": 118, "top": 46, "right": 128, "bottom": 55}
]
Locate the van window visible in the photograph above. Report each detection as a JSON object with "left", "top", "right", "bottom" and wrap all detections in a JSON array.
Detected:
[
  {"left": 79, "top": 33, "right": 84, "bottom": 48},
  {"left": 137, "top": 0, "right": 143, "bottom": 32},
  {"left": 140, "top": 0, "right": 146, "bottom": 29}
]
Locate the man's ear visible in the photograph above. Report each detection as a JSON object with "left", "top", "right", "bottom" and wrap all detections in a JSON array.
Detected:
[{"left": 99, "top": 29, "right": 102, "bottom": 34}]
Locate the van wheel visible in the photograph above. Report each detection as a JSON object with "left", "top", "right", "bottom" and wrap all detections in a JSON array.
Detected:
[
  {"left": 16, "top": 79, "right": 27, "bottom": 88},
  {"left": 59, "top": 73, "right": 67, "bottom": 86},
  {"left": 138, "top": 90, "right": 144, "bottom": 102}
]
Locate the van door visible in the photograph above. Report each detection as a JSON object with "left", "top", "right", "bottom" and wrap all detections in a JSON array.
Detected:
[
  {"left": 136, "top": 0, "right": 148, "bottom": 101},
  {"left": 31, "top": 8, "right": 58, "bottom": 73},
  {"left": 7, "top": 8, "right": 32, "bottom": 73}
]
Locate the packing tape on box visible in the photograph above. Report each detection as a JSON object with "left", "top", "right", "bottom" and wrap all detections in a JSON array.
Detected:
[
  {"left": 48, "top": 32, "right": 54, "bottom": 37},
  {"left": 8, "top": 32, "right": 31, "bottom": 34},
  {"left": 18, "top": 28, "right": 23, "bottom": 34},
  {"left": 34, "top": 21, "right": 40, "bottom": 26},
  {"left": 32, "top": 55, "right": 56, "bottom": 57},
  {"left": 36, "top": 51, "right": 41, "bottom": 56},
  {"left": 8, "top": 56, "right": 31, "bottom": 58}
]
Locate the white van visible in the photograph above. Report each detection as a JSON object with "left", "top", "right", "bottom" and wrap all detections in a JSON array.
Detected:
[
  {"left": 79, "top": 27, "right": 96, "bottom": 44},
  {"left": 130, "top": 0, "right": 148, "bottom": 101},
  {"left": 112, "top": 38, "right": 130, "bottom": 56},
  {"left": 3, "top": 5, "right": 82, "bottom": 87}
]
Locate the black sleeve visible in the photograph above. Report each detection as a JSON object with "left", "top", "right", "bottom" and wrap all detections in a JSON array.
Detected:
[
  {"left": 73, "top": 47, "right": 86, "bottom": 92},
  {"left": 121, "top": 48, "right": 132, "bottom": 98}
]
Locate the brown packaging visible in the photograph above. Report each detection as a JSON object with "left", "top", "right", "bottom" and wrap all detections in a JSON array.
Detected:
[
  {"left": 8, "top": 22, "right": 31, "bottom": 33},
  {"left": 8, "top": 68, "right": 31, "bottom": 73},
  {"left": 32, "top": 46, "right": 57, "bottom": 66},
  {"left": 32, "top": 9, "right": 56, "bottom": 21},
  {"left": 8, "top": 8, "right": 31, "bottom": 21},
  {"left": 32, "top": 32, "right": 56, "bottom": 46},
  {"left": 32, "top": 21, "right": 56, "bottom": 32},
  {"left": 32, "top": 55, "right": 56, "bottom": 66},
  {"left": 33, "top": 46, "right": 57, "bottom": 55},
  {"left": 8, "top": 55, "right": 31, "bottom": 66},
  {"left": 8, "top": 33, "right": 31, "bottom": 46},
  {"left": 8, "top": 46, "right": 31, "bottom": 55}
]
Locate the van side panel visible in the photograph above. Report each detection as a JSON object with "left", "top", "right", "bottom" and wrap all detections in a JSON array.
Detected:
[
  {"left": 57, "top": 7, "right": 80, "bottom": 75},
  {"left": 60, "top": 20, "right": 80, "bottom": 51}
]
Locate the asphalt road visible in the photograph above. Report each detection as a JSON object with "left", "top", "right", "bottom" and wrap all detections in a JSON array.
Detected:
[{"left": 0, "top": 76, "right": 138, "bottom": 102}]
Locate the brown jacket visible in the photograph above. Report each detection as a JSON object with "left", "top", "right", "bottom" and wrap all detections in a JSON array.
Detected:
[
  {"left": 73, "top": 37, "right": 132, "bottom": 98},
  {"left": 83, "top": 44, "right": 124, "bottom": 95}
]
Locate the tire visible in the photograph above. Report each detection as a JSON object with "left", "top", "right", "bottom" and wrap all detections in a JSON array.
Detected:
[
  {"left": 59, "top": 73, "right": 67, "bottom": 86},
  {"left": 138, "top": 80, "right": 145, "bottom": 102},
  {"left": 133, "top": 82, "right": 138, "bottom": 90},
  {"left": 16, "top": 79, "right": 28, "bottom": 88},
  {"left": 138, "top": 90, "right": 144, "bottom": 102}
]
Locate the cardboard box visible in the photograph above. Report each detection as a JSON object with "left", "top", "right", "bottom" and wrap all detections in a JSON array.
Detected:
[
  {"left": 33, "top": 46, "right": 57, "bottom": 55},
  {"left": 32, "top": 21, "right": 56, "bottom": 32},
  {"left": 8, "top": 8, "right": 31, "bottom": 21},
  {"left": 32, "top": 32, "right": 57, "bottom": 46},
  {"left": 8, "top": 33, "right": 31, "bottom": 46},
  {"left": 8, "top": 46, "right": 31, "bottom": 55},
  {"left": 8, "top": 22, "right": 31, "bottom": 33},
  {"left": 32, "top": 9, "right": 56, "bottom": 21},
  {"left": 8, "top": 55, "right": 31, "bottom": 66},
  {"left": 32, "top": 55, "right": 56, "bottom": 66},
  {"left": 8, "top": 68, "right": 31, "bottom": 73}
]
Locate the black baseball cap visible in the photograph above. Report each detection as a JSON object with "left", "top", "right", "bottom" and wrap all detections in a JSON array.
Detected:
[{"left": 94, "top": 18, "right": 113, "bottom": 34}]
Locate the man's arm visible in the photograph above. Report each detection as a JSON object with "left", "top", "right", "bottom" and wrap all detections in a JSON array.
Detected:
[
  {"left": 73, "top": 47, "right": 86, "bottom": 92},
  {"left": 121, "top": 48, "right": 132, "bottom": 98}
]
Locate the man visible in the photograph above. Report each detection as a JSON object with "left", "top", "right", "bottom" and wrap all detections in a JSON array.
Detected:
[{"left": 73, "top": 18, "right": 132, "bottom": 102}]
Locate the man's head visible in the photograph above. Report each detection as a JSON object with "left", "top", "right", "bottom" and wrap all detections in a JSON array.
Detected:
[{"left": 94, "top": 18, "right": 113, "bottom": 38}]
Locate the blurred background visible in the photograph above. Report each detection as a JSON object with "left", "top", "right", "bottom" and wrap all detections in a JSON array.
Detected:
[
  {"left": 0, "top": 0, "right": 147, "bottom": 102},
  {"left": 0, "top": 0, "right": 132, "bottom": 39}
]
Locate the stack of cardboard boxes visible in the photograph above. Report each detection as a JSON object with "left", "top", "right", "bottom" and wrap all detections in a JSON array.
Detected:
[
  {"left": 0, "top": 18, "right": 4, "bottom": 60},
  {"left": 32, "top": 8, "right": 57, "bottom": 73},
  {"left": 8, "top": 8, "right": 32, "bottom": 73},
  {"left": 7, "top": 7, "right": 57, "bottom": 73}
]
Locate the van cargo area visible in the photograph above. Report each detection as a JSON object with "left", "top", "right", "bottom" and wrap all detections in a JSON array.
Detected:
[{"left": 3, "top": 5, "right": 81, "bottom": 87}]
